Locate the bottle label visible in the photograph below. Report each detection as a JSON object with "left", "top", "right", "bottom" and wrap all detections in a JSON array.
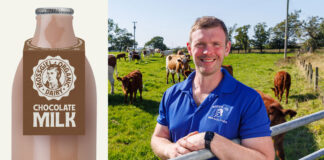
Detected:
[{"left": 23, "top": 38, "right": 85, "bottom": 135}]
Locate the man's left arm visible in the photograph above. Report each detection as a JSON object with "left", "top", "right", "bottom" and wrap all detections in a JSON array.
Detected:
[
  {"left": 180, "top": 92, "right": 275, "bottom": 159},
  {"left": 180, "top": 133, "right": 274, "bottom": 160}
]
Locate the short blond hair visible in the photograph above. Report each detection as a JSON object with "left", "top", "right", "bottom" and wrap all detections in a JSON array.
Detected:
[{"left": 189, "top": 16, "right": 229, "bottom": 43}]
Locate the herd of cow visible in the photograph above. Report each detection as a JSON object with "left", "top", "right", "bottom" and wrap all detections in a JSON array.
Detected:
[
  {"left": 112, "top": 48, "right": 183, "bottom": 62},
  {"left": 108, "top": 49, "right": 191, "bottom": 98},
  {"left": 108, "top": 50, "right": 294, "bottom": 160}
]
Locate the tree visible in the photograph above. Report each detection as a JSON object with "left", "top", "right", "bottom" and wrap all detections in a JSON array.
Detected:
[
  {"left": 114, "top": 32, "right": 135, "bottom": 51},
  {"left": 108, "top": 18, "right": 136, "bottom": 51},
  {"left": 108, "top": 18, "right": 115, "bottom": 49},
  {"left": 144, "top": 36, "right": 168, "bottom": 50},
  {"left": 251, "top": 22, "right": 270, "bottom": 53},
  {"left": 269, "top": 10, "right": 302, "bottom": 52},
  {"left": 234, "top": 25, "right": 250, "bottom": 53},
  {"left": 302, "top": 16, "right": 324, "bottom": 53},
  {"left": 269, "top": 28, "right": 284, "bottom": 53},
  {"left": 228, "top": 24, "right": 237, "bottom": 42},
  {"left": 286, "top": 10, "right": 303, "bottom": 43},
  {"left": 232, "top": 43, "right": 242, "bottom": 53},
  {"left": 228, "top": 24, "right": 237, "bottom": 53}
]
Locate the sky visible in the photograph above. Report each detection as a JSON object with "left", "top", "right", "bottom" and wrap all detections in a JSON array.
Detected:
[{"left": 108, "top": 0, "right": 324, "bottom": 48}]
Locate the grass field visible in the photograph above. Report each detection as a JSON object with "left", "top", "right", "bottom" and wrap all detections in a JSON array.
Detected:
[{"left": 108, "top": 52, "right": 324, "bottom": 160}]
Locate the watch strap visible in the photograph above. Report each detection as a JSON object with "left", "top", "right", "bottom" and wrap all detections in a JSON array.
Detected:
[{"left": 204, "top": 131, "right": 214, "bottom": 150}]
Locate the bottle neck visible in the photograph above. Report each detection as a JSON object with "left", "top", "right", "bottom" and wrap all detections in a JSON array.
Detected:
[{"left": 31, "top": 14, "right": 77, "bottom": 48}]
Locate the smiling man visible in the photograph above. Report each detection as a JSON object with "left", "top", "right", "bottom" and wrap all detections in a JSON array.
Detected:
[{"left": 151, "top": 16, "right": 275, "bottom": 160}]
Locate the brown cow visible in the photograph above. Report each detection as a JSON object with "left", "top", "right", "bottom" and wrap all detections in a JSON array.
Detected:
[
  {"left": 117, "top": 70, "right": 143, "bottom": 104},
  {"left": 177, "top": 50, "right": 185, "bottom": 55},
  {"left": 271, "top": 71, "right": 291, "bottom": 104},
  {"left": 221, "top": 65, "right": 233, "bottom": 76},
  {"left": 131, "top": 54, "right": 141, "bottom": 61},
  {"left": 108, "top": 54, "right": 117, "bottom": 94},
  {"left": 116, "top": 53, "right": 126, "bottom": 61},
  {"left": 256, "top": 90, "right": 297, "bottom": 160},
  {"left": 183, "top": 70, "right": 192, "bottom": 79},
  {"left": 166, "top": 54, "right": 191, "bottom": 84}
]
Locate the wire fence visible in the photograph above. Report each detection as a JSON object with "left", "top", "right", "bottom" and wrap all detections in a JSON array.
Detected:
[{"left": 297, "top": 57, "right": 324, "bottom": 105}]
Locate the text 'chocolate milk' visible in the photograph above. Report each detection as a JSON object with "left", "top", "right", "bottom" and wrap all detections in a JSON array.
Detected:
[{"left": 12, "top": 8, "right": 96, "bottom": 160}]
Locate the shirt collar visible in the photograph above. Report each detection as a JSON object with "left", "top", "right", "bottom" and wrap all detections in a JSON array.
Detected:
[{"left": 179, "top": 67, "right": 237, "bottom": 94}]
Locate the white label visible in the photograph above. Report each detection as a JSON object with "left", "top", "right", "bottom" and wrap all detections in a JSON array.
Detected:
[{"left": 31, "top": 56, "right": 76, "bottom": 100}]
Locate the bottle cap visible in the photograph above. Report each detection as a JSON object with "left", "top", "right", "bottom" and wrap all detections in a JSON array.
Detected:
[{"left": 35, "top": 8, "right": 74, "bottom": 15}]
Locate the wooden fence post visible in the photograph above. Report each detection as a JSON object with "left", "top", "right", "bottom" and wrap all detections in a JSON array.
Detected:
[
  {"left": 314, "top": 67, "right": 318, "bottom": 91},
  {"left": 306, "top": 63, "right": 310, "bottom": 77},
  {"left": 309, "top": 63, "right": 313, "bottom": 83},
  {"left": 302, "top": 60, "right": 304, "bottom": 67}
]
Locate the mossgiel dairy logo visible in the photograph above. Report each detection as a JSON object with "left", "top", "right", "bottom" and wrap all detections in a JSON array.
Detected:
[{"left": 31, "top": 55, "right": 76, "bottom": 100}]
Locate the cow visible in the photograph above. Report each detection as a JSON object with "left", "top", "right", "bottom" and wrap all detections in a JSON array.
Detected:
[
  {"left": 183, "top": 65, "right": 233, "bottom": 79},
  {"left": 132, "top": 54, "right": 141, "bottom": 61},
  {"left": 183, "top": 70, "right": 192, "bottom": 79},
  {"left": 271, "top": 71, "right": 291, "bottom": 104},
  {"left": 117, "top": 70, "right": 143, "bottom": 104},
  {"left": 155, "top": 48, "right": 161, "bottom": 54},
  {"left": 128, "top": 50, "right": 141, "bottom": 61},
  {"left": 221, "top": 64, "right": 233, "bottom": 76},
  {"left": 256, "top": 90, "right": 297, "bottom": 160},
  {"left": 148, "top": 49, "right": 155, "bottom": 56},
  {"left": 142, "top": 50, "right": 150, "bottom": 58},
  {"left": 161, "top": 50, "right": 173, "bottom": 58},
  {"left": 166, "top": 54, "right": 191, "bottom": 84},
  {"left": 108, "top": 54, "right": 117, "bottom": 94},
  {"left": 177, "top": 50, "right": 185, "bottom": 55},
  {"left": 116, "top": 53, "right": 126, "bottom": 61}
]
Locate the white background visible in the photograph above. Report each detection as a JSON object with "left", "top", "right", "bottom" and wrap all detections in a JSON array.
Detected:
[{"left": 0, "top": 0, "right": 107, "bottom": 159}]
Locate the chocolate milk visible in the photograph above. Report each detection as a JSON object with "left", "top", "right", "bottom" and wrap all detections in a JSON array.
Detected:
[{"left": 12, "top": 8, "right": 96, "bottom": 160}]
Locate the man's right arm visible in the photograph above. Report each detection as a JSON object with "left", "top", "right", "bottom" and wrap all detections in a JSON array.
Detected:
[{"left": 151, "top": 123, "right": 196, "bottom": 159}]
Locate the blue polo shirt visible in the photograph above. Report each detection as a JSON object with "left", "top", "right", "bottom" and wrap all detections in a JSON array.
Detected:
[{"left": 157, "top": 68, "right": 271, "bottom": 143}]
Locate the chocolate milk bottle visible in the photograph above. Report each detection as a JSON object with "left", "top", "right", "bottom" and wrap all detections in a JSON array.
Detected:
[{"left": 12, "top": 8, "right": 96, "bottom": 160}]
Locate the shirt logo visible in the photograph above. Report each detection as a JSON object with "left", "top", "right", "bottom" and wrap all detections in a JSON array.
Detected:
[
  {"left": 31, "top": 56, "right": 76, "bottom": 101},
  {"left": 215, "top": 108, "right": 224, "bottom": 117},
  {"left": 208, "top": 104, "right": 233, "bottom": 123}
]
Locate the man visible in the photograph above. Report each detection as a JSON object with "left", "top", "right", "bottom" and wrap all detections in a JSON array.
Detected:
[
  {"left": 44, "top": 64, "right": 62, "bottom": 90},
  {"left": 151, "top": 16, "right": 274, "bottom": 159}
]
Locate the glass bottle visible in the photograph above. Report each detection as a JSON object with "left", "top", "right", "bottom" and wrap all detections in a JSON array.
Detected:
[{"left": 12, "top": 8, "right": 96, "bottom": 160}]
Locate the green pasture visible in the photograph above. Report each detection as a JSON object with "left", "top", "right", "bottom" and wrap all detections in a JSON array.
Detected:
[{"left": 108, "top": 52, "right": 324, "bottom": 160}]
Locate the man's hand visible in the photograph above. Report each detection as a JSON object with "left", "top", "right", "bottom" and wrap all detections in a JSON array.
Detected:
[
  {"left": 179, "top": 132, "right": 206, "bottom": 152},
  {"left": 166, "top": 131, "right": 199, "bottom": 158}
]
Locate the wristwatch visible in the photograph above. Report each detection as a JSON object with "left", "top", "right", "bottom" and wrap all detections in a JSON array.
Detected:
[{"left": 204, "top": 131, "right": 215, "bottom": 150}]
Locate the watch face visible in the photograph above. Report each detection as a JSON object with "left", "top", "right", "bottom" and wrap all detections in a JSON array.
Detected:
[{"left": 205, "top": 131, "right": 214, "bottom": 140}]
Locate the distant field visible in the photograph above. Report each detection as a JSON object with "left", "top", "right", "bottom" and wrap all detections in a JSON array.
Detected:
[{"left": 108, "top": 52, "right": 324, "bottom": 160}]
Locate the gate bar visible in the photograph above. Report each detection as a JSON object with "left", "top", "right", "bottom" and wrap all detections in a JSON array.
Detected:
[{"left": 299, "top": 148, "right": 324, "bottom": 160}]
